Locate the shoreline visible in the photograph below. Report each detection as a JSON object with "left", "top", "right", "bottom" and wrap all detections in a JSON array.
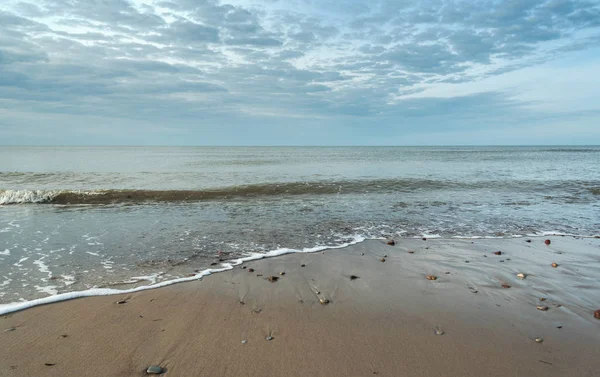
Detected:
[
  {"left": 1, "top": 234, "right": 599, "bottom": 316},
  {"left": 2, "top": 236, "right": 600, "bottom": 376}
]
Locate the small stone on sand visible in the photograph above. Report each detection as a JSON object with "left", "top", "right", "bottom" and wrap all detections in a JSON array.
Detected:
[
  {"left": 535, "top": 337, "right": 544, "bottom": 343},
  {"left": 526, "top": 239, "right": 532, "bottom": 243},
  {"left": 537, "top": 305, "right": 549, "bottom": 311},
  {"left": 435, "top": 329, "right": 444, "bottom": 335},
  {"left": 116, "top": 300, "right": 127, "bottom": 304},
  {"left": 408, "top": 250, "right": 414, "bottom": 254},
  {"left": 426, "top": 275, "right": 437, "bottom": 281},
  {"left": 319, "top": 298, "right": 330, "bottom": 305},
  {"left": 493, "top": 251, "right": 502, "bottom": 255},
  {"left": 248, "top": 268, "right": 254, "bottom": 272},
  {"left": 551, "top": 263, "right": 559, "bottom": 268},
  {"left": 266, "top": 336, "right": 274, "bottom": 341},
  {"left": 380, "top": 258, "right": 386, "bottom": 262},
  {"left": 146, "top": 366, "right": 163, "bottom": 374},
  {"left": 501, "top": 284, "right": 511, "bottom": 288},
  {"left": 594, "top": 310, "right": 600, "bottom": 319},
  {"left": 350, "top": 275, "right": 359, "bottom": 280},
  {"left": 301, "top": 264, "right": 306, "bottom": 267},
  {"left": 517, "top": 273, "right": 526, "bottom": 279},
  {"left": 422, "top": 237, "right": 427, "bottom": 241},
  {"left": 267, "top": 276, "right": 279, "bottom": 282},
  {"left": 280, "top": 272, "right": 285, "bottom": 276},
  {"left": 241, "top": 340, "right": 247, "bottom": 344},
  {"left": 387, "top": 239, "right": 395, "bottom": 246},
  {"left": 539, "top": 297, "right": 546, "bottom": 301},
  {"left": 545, "top": 239, "right": 551, "bottom": 245}
]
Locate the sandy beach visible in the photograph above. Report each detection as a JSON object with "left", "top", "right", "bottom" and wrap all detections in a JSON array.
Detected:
[{"left": 1, "top": 236, "right": 599, "bottom": 377}]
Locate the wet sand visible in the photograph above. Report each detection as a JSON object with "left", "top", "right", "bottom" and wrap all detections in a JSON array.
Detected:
[{"left": 1, "top": 236, "right": 599, "bottom": 377}]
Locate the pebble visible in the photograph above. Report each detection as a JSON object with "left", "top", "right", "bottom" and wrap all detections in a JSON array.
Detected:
[
  {"left": 426, "top": 275, "right": 437, "bottom": 281},
  {"left": 539, "top": 297, "right": 546, "bottom": 301},
  {"left": 545, "top": 239, "right": 551, "bottom": 245},
  {"left": 435, "top": 329, "right": 444, "bottom": 336},
  {"left": 248, "top": 268, "right": 255, "bottom": 272},
  {"left": 422, "top": 237, "right": 427, "bottom": 241},
  {"left": 241, "top": 340, "right": 247, "bottom": 344},
  {"left": 146, "top": 366, "right": 163, "bottom": 374},
  {"left": 266, "top": 336, "right": 274, "bottom": 341},
  {"left": 5, "top": 327, "right": 16, "bottom": 332},
  {"left": 301, "top": 264, "right": 306, "bottom": 267},
  {"left": 380, "top": 258, "right": 386, "bottom": 262},
  {"left": 319, "top": 298, "right": 330, "bottom": 305},
  {"left": 517, "top": 273, "right": 526, "bottom": 279},
  {"left": 408, "top": 250, "right": 414, "bottom": 254},
  {"left": 350, "top": 275, "right": 359, "bottom": 280},
  {"left": 537, "top": 305, "right": 549, "bottom": 311},
  {"left": 361, "top": 253, "right": 364, "bottom": 256},
  {"left": 535, "top": 337, "right": 544, "bottom": 343},
  {"left": 595, "top": 310, "right": 600, "bottom": 319},
  {"left": 116, "top": 300, "right": 127, "bottom": 304},
  {"left": 551, "top": 263, "right": 559, "bottom": 268},
  {"left": 493, "top": 251, "right": 502, "bottom": 255},
  {"left": 279, "top": 272, "right": 285, "bottom": 276},
  {"left": 525, "top": 239, "right": 532, "bottom": 243},
  {"left": 267, "top": 276, "right": 279, "bottom": 282},
  {"left": 387, "top": 239, "right": 395, "bottom": 246},
  {"left": 501, "top": 284, "right": 511, "bottom": 288}
]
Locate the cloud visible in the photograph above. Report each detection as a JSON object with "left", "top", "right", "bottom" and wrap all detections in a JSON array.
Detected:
[{"left": 0, "top": 0, "right": 599, "bottom": 145}]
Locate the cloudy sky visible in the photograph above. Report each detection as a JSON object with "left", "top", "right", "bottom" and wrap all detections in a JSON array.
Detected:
[{"left": 1, "top": 0, "right": 599, "bottom": 145}]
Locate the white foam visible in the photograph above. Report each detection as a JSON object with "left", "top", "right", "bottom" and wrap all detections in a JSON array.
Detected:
[
  {"left": 0, "top": 277, "right": 11, "bottom": 288},
  {"left": 33, "top": 259, "right": 51, "bottom": 277},
  {"left": 0, "top": 190, "right": 58, "bottom": 205},
  {"left": 0, "top": 189, "right": 101, "bottom": 205},
  {"left": 35, "top": 285, "right": 58, "bottom": 296},
  {"left": 13, "top": 257, "right": 28, "bottom": 267},
  {"left": 0, "top": 249, "right": 10, "bottom": 256},
  {"left": 420, "top": 233, "right": 442, "bottom": 238},
  {"left": 62, "top": 275, "right": 76, "bottom": 286},
  {"left": 0, "top": 234, "right": 365, "bottom": 316}
]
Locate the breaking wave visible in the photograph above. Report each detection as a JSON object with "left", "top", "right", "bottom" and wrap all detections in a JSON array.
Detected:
[{"left": 1, "top": 178, "right": 599, "bottom": 205}]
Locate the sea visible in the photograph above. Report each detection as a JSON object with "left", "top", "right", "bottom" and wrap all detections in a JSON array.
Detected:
[{"left": 1, "top": 146, "right": 599, "bottom": 308}]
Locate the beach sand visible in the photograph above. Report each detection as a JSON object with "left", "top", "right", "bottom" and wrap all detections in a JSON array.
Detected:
[{"left": 1, "top": 236, "right": 599, "bottom": 377}]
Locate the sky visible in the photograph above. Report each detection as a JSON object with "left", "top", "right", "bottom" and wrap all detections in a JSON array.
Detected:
[{"left": 1, "top": 0, "right": 600, "bottom": 145}]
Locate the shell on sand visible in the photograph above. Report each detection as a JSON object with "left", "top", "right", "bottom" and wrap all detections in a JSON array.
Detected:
[
  {"left": 551, "top": 263, "right": 559, "bottom": 268},
  {"left": 536, "top": 305, "right": 549, "bottom": 311},
  {"left": 319, "top": 298, "right": 330, "bottom": 305},
  {"left": 426, "top": 275, "right": 437, "bottom": 281},
  {"left": 516, "top": 273, "right": 526, "bottom": 279}
]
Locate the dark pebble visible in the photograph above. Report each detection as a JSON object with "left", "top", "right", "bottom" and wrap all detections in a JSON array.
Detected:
[{"left": 350, "top": 275, "right": 359, "bottom": 280}]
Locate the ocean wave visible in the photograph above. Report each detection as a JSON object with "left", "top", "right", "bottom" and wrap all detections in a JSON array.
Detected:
[
  {"left": 1, "top": 178, "right": 599, "bottom": 205},
  {"left": 0, "top": 234, "right": 366, "bottom": 316}
]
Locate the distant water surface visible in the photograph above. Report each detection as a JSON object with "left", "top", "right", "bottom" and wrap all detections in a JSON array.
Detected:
[{"left": 1, "top": 146, "right": 599, "bottom": 303}]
